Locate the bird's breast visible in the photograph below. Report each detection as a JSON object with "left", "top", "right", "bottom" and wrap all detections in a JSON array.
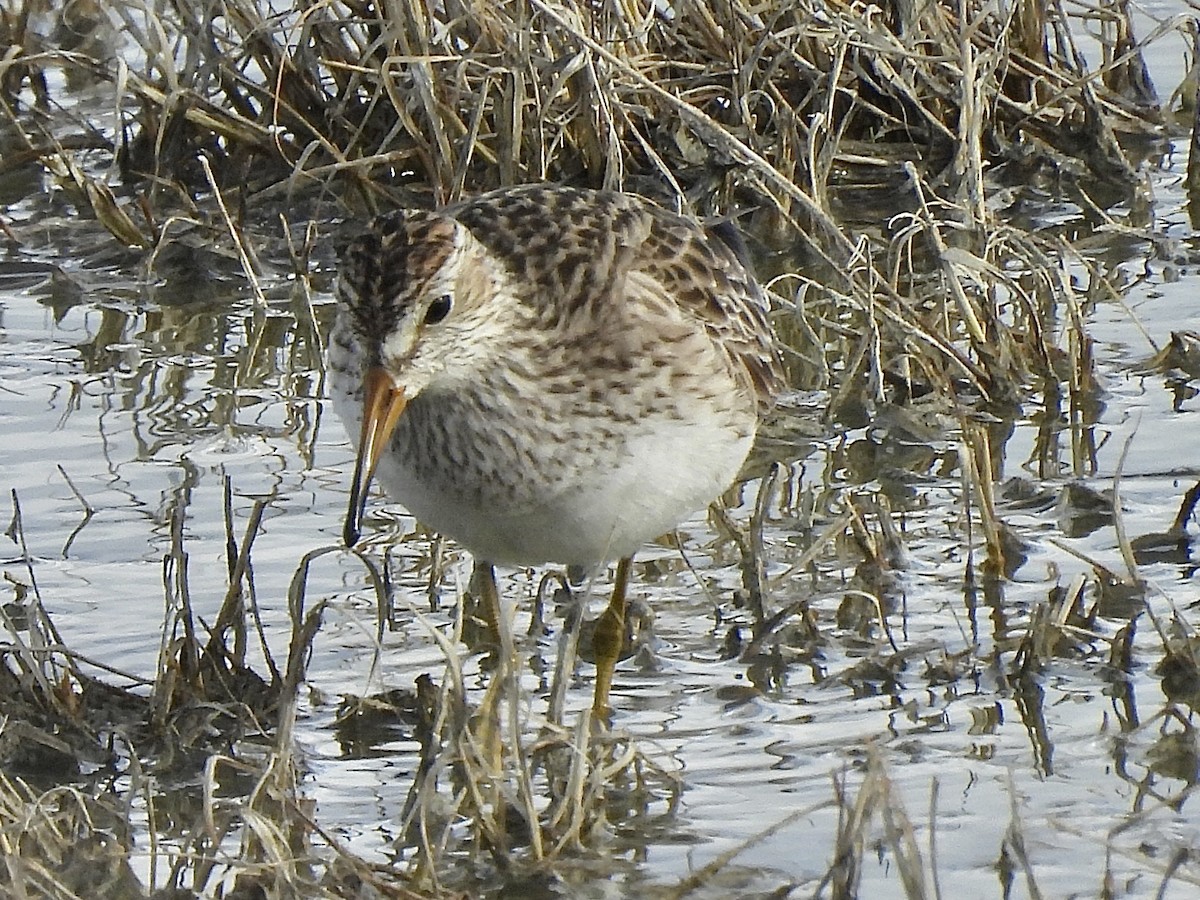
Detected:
[{"left": 367, "top": 373, "right": 755, "bottom": 566}]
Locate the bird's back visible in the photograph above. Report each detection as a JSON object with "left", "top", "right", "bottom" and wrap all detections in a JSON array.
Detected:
[{"left": 445, "top": 185, "right": 785, "bottom": 407}]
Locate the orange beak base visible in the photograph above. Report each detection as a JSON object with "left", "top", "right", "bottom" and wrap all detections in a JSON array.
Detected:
[{"left": 344, "top": 367, "right": 407, "bottom": 546}]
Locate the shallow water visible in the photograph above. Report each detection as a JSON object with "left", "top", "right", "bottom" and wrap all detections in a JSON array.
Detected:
[{"left": 3, "top": 19, "right": 1200, "bottom": 900}]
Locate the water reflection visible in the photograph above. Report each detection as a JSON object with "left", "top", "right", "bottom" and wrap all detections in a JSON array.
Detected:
[{"left": 52, "top": 287, "right": 328, "bottom": 471}]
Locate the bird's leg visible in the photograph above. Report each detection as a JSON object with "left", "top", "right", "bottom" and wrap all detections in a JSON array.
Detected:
[
  {"left": 591, "top": 557, "right": 632, "bottom": 717},
  {"left": 466, "top": 561, "right": 504, "bottom": 656}
]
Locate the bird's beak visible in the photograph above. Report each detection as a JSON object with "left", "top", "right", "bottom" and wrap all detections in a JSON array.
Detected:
[{"left": 344, "top": 366, "right": 407, "bottom": 546}]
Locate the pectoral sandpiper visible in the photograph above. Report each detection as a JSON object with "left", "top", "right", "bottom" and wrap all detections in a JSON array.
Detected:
[{"left": 329, "top": 184, "right": 784, "bottom": 714}]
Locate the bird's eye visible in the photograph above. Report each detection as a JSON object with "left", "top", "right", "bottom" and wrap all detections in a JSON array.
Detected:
[{"left": 424, "top": 294, "right": 453, "bottom": 325}]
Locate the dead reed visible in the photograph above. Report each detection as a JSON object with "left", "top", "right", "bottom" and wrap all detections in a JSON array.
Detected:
[{"left": 0, "top": 0, "right": 1178, "bottom": 439}]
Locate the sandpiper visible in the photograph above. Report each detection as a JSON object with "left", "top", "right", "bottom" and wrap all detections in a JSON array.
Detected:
[{"left": 329, "top": 184, "right": 784, "bottom": 713}]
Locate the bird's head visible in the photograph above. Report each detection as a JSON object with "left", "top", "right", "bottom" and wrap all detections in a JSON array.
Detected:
[{"left": 334, "top": 209, "right": 510, "bottom": 546}]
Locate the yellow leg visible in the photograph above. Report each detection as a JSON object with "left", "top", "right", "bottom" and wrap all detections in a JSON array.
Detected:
[
  {"left": 466, "top": 561, "right": 503, "bottom": 654},
  {"left": 591, "top": 557, "right": 632, "bottom": 717}
]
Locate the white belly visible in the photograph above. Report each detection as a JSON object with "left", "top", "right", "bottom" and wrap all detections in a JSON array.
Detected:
[{"left": 333, "top": 387, "right": 754, "bottom": 566}]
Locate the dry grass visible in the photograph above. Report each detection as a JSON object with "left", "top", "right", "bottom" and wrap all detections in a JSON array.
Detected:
[
  {"left": 0, "top": 0, "right": 1179, "bottom": 429},
  {"left": 4, "top": 0, "right": 1166, "bottom": 212}
]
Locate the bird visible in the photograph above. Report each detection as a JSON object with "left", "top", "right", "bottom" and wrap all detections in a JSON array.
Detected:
[{"left": 329, "top": 184, "right": 785, "bottom": 715}]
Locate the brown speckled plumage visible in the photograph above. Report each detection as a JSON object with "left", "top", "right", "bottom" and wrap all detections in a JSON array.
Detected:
[{"left": 329, "top": 184, "right": 785, "bottom": 712}]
